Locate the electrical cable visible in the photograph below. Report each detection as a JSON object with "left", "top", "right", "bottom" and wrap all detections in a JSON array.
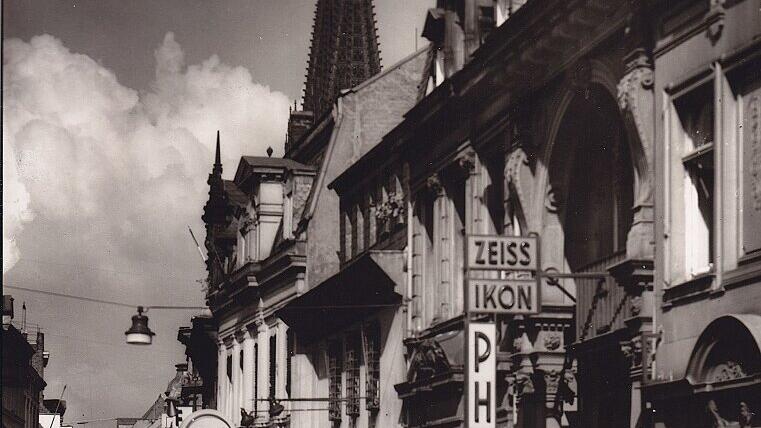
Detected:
[
  {"left": 5, "top": 285, "right": 136, "bottom": 308},
  {"left": 5, "top": 284, "right": 401, "bottom": 310},
  {"left": 4, "top": 285, "right": 205, "bottom": 310}
]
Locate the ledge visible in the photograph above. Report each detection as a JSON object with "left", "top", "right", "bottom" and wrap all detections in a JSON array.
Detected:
[{"left": 662, "top": 273, "right": 714, "bottom": 310}]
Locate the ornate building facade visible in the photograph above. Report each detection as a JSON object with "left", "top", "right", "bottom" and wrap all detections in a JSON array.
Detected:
[
  {"left": 191, "top": 1, "right": 385, "bottom": 427},
  {"left": 187, "top": 0, "right": 761, "bottom": 427}
]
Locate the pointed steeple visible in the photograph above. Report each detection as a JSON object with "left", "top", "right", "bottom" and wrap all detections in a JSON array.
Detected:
[
  {"left": 202, "top": 131, "right": 228, "bottom": 226},
  {"left": 286, "top": 0, "right": 381, "bottom": 153},
  {"left": 213, "top": 130, "right": 222, "bottom": 175},
  {"left": 301, "top": 0, "right": 381, "bottom": 118}
]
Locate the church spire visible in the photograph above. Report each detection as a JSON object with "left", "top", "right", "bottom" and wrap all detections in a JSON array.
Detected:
[
  {"left": 213, "top": 130, "right": 222, "bottom": 175},
  {"left": 302, "top": 0, "right": 381, "bottom": 118},
  {"left": 285, "top": 0, "right": 381, "bottom": 155}
]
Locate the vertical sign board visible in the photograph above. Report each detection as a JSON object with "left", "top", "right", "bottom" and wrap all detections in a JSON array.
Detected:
[
  {"left": 465, "top": 235, "right": 540, "bottom": 427},
  {"left": 468, "top": 322, "right": 497, "bottom": 428}
]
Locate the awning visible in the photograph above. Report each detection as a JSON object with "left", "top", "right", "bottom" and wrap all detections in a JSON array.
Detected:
[{"left": 277, "top": 251, "right": 404, "bottom": 342}]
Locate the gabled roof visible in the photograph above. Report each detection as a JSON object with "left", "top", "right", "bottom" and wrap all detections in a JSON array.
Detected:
[{"left": 298, "top": 46, "right": 431, "bottom": 231}]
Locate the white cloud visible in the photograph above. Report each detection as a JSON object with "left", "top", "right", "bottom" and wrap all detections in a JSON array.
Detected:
[{"left": 2, "top": 32, "right": 290, "bottom": 279}]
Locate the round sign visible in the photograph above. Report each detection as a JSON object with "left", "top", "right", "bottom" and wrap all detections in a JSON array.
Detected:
[{"left": 179, "top": 410, "right": 232, "bottom": 428}]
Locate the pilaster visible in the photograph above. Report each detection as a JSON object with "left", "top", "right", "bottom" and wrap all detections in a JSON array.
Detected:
[
  {"left": 242, "top": 328, "right": 256, "bottom": 416},
  {"left": 217, "top": 339, "right": 227, "bottom": 417},
  {"left": 232, "top": 336, "right": 242, "bottom": 426},
  {"left": 254, "top": 314, "right": 270, "bottom": 427}
]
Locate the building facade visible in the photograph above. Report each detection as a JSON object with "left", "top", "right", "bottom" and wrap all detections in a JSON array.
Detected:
[
  {"left": 186, "top": 0, "right": 761, "bottom": 427},
  {"left": 296, "top": 0, "right": 759, "bottom": 427},
  {"left": 277, "top": 46, "right": 430, "bottom": 428},
  {"left": 192, "top": 2, "right": 386, "bottom": 427},
  {"left": 645, "top": 1, "right": 761, "bottom": 426},
  {"left": 2, "top": 296, "right": 49, "bottom": 428}
]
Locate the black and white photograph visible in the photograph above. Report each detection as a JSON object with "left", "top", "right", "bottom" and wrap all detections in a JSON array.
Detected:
[{"left": 3, "top": 1, "right": 760, "bottom": 428}]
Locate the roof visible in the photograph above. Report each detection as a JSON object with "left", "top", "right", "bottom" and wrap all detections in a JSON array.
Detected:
[
  {"left": 301, "top": 46, "right": 431, "bottom": 226},
  {"left": 240, "top": 156, "right": 312, "bottom": 172},
  {"left": 223, "top": 180, "right": 248, "bottom": 206}
]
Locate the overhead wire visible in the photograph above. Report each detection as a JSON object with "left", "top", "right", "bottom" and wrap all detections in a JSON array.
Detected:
[{"left": 5, "top": 284, "right": 401, "bottom": 310}]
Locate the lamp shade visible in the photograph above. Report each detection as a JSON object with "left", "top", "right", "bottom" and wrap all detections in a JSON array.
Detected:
[{"left": 125, "top": 306, "right": 155, "bottom": 345}]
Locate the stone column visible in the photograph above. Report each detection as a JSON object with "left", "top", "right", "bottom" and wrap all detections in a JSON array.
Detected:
[
  {"left": 243, "top": 327, "right": 256, "bottom": 415},
  {"left": 255, "top": 316, "right": 270, "bottom": 426},
  {"left": 217, "top": 340, "right": 227, "bottom": 415}
]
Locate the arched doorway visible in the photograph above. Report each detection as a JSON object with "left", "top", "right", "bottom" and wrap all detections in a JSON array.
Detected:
[
  {"left": 559, "top": 86, "right": 634, "bottom": 272},
  {"left": 547, "top": 84, "right": 636, "bottom": 428}
]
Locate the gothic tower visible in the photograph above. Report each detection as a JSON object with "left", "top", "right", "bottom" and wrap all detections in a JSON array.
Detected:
[{"left": 286, "top": 0, "right": 382, "bottom": 151}]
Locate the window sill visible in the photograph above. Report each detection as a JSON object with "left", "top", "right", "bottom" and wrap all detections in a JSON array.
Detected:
[
  {"left": 662, "top": 272, "right": 715, "bottom": 309},
  {"left": 723, "top": 256, "right": 761, "bottom": 290}
]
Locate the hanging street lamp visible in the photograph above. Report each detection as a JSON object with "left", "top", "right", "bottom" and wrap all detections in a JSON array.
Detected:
[{"left": 125, "top": 306, "right": 155, "bottom": 345}]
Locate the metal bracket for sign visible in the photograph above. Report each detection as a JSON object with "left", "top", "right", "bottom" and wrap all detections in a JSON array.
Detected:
[{"left": 542, "top": 267, "right": 610, "bottom": 303}]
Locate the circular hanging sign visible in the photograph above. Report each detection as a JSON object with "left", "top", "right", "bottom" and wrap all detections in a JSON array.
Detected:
[{"left": 179, "top": 410, "right": 232, "bottom": 428}]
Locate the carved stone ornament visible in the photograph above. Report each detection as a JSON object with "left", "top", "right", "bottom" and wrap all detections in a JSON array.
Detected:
[
  {"left": 515, "top": 373, "right": 535, "bottom": 396},
  {"left": 706, "top": 0, "right": 726, "bottom": 44},
  {"left": 456, "top": 150, "right": 476, "bottom": 174},
  {"left": 425, "top": 174, "right": 443, "bottom": 196},
  {"left": 240, "top": 216, "right": 255, "bottom": 233},
  {"left": 408, "top": 339, "right": 450, "bottom": 382},
  {"left": 617, "top": 50, "right": 654, "bottom": 112},
  {"left": 543, "top": 333, "right": 562, "bottom": 351},
  {"left": 620, "top": 336, "right": 643, "bottom": 369},
  {"left": 561, "top": 369, "right": 578, "bottom": 404},
  {"left": 513, "top": 337, "right": 524, "bottom": 353},
  {"left": 545, "top": 185, "right": 561, "bottom": 213},
  {"left": 544, "top": 370, "right": 562, "bottom": 395},
  {"left": 708, "top": 360, "right": 747, "bottom": 383},
  {"left": 630, "top": 295, "right": 643, "bottom": 316},
  {"left": 376, "top": 193, "right": 405, "bottom": 223}
]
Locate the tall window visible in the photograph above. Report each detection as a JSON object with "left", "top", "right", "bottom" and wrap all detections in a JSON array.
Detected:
[
  {"left": 328, "top": 341, "right": 343, "bottom": 424},
  {"left": 254, "top": 343, "right": 258, "bottom": 412},
  {"left": 286, "top": 330, "right": 294, "bottom": 397},
  {"left": 363, "top": 322, "right": 381, "bottom": 411},
  {"left": 344, "top": 334, "right": 361, "bottom": 418},
  {"left": 269, "top": 335, "right": 276, "bottom": 399},
  {"left": 676, "top": 84, "right": 715, "bottom": 276}
]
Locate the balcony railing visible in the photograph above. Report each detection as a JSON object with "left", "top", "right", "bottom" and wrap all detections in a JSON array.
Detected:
[{"left": 574, "top": 251, "right": 629, "bottom": 342}]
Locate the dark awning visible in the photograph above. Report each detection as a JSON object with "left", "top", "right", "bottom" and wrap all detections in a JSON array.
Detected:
[{"left": 277, "top": 251, "right": 404, "bottom": 342}]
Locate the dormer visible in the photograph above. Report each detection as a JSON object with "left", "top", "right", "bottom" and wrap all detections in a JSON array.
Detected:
[{"left": 233, "top": 156, "right": 313, "bottom": 262}]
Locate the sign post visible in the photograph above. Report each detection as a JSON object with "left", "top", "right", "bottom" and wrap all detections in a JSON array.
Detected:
[{"left": 465, "top": 234, "right": 540, "bottom": 428}]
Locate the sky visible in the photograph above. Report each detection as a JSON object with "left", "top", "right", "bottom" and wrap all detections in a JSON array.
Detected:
[{"left": 2, "top": 1, "right": 431, "bottom": 426}]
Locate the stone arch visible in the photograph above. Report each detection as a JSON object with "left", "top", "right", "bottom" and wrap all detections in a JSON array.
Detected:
[
  {"left": 535, "top": 59, "right": 651, "bottom": 268},
  {"left": 686, "top": 314, "right": 761, "bottom": 385}
]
